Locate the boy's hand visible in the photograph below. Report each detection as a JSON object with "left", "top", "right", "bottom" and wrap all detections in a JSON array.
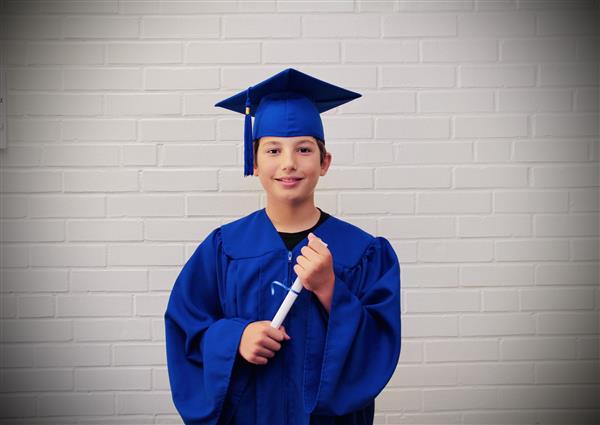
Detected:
[
  {"left": 238, "top": 321, "right": 291, "bottom": 366},
  {"left": 294, "top": 233, "right": 335, "bottom": 307}
]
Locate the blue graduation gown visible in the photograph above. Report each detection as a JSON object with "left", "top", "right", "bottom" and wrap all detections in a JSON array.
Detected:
[{"left": 165, "top": 208, "right": 401, "bottom": 425}]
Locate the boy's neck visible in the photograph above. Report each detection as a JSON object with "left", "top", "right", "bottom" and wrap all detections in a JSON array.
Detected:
[{"left": 265, "top": 201, "right": 320, "bottom": 233}]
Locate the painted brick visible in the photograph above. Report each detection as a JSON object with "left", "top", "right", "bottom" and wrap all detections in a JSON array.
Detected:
[
  {"left": 383, "top": 14, "right": 457, "bottom": 37},
  {"left": 27, "top": 42, "right": 104, "bottom": 65},
  {"left": 222, "top": 15, "right": 300, "bottom": 38},
  {"left": 532, "top": 165, "right": 598, "bottom": 188},
  {"left": 498, "top": 89, "right": 572, "bottom": 112},
  {"left": 495, "top": 239, "right": 569, "bottom": 261},
  {"left": 395, "top": 142, "right": 473, "bottom": 164},
  {"left": 75, "top": 368, "right": 152, "bottom": 391},
  {"left": 64, "top": 68, "right": 142, "bottom": 90},
  {"left": 7, "top": 119, "right": 61, "bottom": 142},
  {"left": 376, "top": 117, "right": 450, "bottom": 139},
  {"left": 67, "top": 219, "right": 144, "bottom": 242},
  {"left": 502, "top": 337, "right": 576, "bottom": 361},
  {"left": 144, "top": 68, "right": 219, "bottom": 90},
  {"left": 460, "top": 313, "right": 536, "bottom": 336},
  {"left": 304, "top": 15, "right": 380, "bottom": 38},
  {"left": 34, "top": 345, "right": 111, "bottom": 367},
  {"left": 345, "top": 41, "right": 418, "bottom": 63},
  {"left": 71, "top": 269, "right": 147, "bottom": 292},
  {"left": 7, "top": 68, "right": 62, "bottom": 90},
  {"left": 43, "top": 145, "right": 121, "bottom": 166},
  {"left": 63, "top": 16, "right": 138, "bottom": 38},
  {"left": 63, "top": 170, "right": 139, "bottom": 193},
  {"left": 419, "top": 240, "right": 494, "bottom": 262},
  {"left": 38, "top": 393, "right": 114, "bottom": 416},
  {"left": 57, "top": 295, "right": 132, "bottom": 317},
  {"left": 340, "top": 192, "right": 414, "bottom": 214},
  {"left": 108, "top": 195, "right": 185, "bottom": 217},
  {"left": 141, "top": 170, "right": 218, "bottom": 192},
  {"left": 459, "top": 64, "right": 536, "bottom": 87},
  {"left": 114, "top": 344, "right": 166, "bottom": 366},
  {"left": 418, "top": 191, "right": 491, "bottom": 214},
  {"left": 74, "top": 319, "right": 151, "bottom": 342},
  {"left": 400, "top": 265, "right": 459, "bottom": 288},
  {"left": 62, "top": 119, "right": 136, "bottom": 141},
  {"left": 18, "top": 295, "right": 55, "bottom": 318},
  {"left": 108, "top": 244, "right": 183, "bottom": 266},
  {"left": 534, "top": 114, "right": 598, "bottom": 138},
  {"left": 458, "top": 12, "right": 535, "bottom": 36},
  {"left": 144, "top": 219, "right": 220, "bottom": 242},
  {"left": 142, "top": 17, "right": 218, "bottom": 38},
  {"left": 514, "top": 140, "right": 588, "bottom": 162},
  {"left": 263, "top": 41, "right": 340, "bottom": 64},
  {"left": 140, "top": 119, "right": 215, "bottom": 142},
  {"left": 185, "top": 42, "right": 260, "bottom": 64},
  {"left": 501, "top": 38, "right": 576, "bottom": 62},
  {"left": 106, "top": 94, "right": 181, "bottom": 116},
  {"left": 107, "top": 42, "right": 182, "bottom": 64},
  {"left": 423, "top": 39, "right": 498, "bottom": 62},
  {"left": 379, "top": 216, "right": 455, "bottom": 239},
  {"left": 382, "top": 65, "right": 455, "bottom": 88},
  {"left": 419, "top": 90, "right": 494, "bottom": 112},
  {"left": 458, "top": 215, "right": 531, "bottom": 237},
  {"left": 455, "top": 166, "right": 528, "bottom": 188},
  {"left": 376, "top": 167, "right": 451, "bottom": 189},
  {"left": 536, "top": 263, "right": 598, "bottom": 286},
  {"left": 0, "top": 269, "right": 69, "bottom": 293},
  {"left": 30, "top": 245, "right": 106, "bottom": 267},
  {"left": 8, "top": 93, "right": 102, "bottom": 116}
]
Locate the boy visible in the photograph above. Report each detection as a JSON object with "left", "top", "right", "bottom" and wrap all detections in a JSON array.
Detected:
[{"left": 165, "top": 68, "right": 401, "bottom": 425}]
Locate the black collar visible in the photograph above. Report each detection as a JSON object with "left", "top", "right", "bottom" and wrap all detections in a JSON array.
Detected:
[{"left": 220, "top": 208, "right": 373, "bottom": 268}]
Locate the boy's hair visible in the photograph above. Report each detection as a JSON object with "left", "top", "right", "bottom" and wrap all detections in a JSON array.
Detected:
[{"left": 253, "top": 137, "right": 327, "bottom": 167}]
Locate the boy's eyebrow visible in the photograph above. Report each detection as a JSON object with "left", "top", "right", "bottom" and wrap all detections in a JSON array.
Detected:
[{"left": 263, "top": 139, "right": 315, "bottom": 146}]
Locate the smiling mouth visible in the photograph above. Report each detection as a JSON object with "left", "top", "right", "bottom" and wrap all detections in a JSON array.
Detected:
[{"left": 275, "top": 178, "right": 303, "bottom": 182}]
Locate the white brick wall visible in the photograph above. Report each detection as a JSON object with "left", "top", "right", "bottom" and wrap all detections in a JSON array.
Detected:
[{"left": 0, "top": 1, "right": 598, "bottom": 424}]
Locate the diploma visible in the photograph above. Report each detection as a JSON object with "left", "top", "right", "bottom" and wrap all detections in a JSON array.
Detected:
[
  {"left": 270, "top": 276, "right": 303, "bottom": 329},
  {"left": 271, "top": 239, "right": 327, "bottom": 329}
]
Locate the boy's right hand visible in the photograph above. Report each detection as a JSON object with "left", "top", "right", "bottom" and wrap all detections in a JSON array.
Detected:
[{"left": 238, "top": 321, "right": 291, "bottom": 365}]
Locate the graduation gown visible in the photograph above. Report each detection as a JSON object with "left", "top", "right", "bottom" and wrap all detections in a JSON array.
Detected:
[{"left": 165, "top": 208, "right": 401, "bottom": 425}]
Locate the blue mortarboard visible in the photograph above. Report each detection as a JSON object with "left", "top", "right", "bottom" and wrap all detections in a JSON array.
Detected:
[{"left": 214, "top": 68, "right": 361, "bottom": 176}]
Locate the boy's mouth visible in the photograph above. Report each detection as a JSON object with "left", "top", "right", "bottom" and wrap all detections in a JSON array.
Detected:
[{"left": 275, "top": 177, "right": 303, "bottom": 182}]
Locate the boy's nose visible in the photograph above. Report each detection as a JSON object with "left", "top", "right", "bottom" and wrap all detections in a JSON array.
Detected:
[{"left": 281, "top": 152, "right": 297, "bottom": 170}]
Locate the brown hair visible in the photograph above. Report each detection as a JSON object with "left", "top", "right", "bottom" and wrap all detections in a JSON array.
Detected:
[{"left": 253, "top": 137, "right": 327, "bottom": 167}]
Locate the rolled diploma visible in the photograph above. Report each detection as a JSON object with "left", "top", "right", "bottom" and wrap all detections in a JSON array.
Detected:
[
  {"left": 270, "top": 276, "right": 303, "bottom": 329},
  {"left": 271, "top": 239, "right": 328, "bottom": 329}
]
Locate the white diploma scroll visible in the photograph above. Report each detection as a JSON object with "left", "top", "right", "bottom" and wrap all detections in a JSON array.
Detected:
[
  {"left": 270, "top": 239, "right": 328, "bottom": 329},
  {"left": 270, "top": 276, "right": 303, "bottom": 329}
]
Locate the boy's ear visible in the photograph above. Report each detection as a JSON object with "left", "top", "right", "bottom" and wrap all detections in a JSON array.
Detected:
[{"left": 320, "top": 152, "right": 332, "bottom": 176}]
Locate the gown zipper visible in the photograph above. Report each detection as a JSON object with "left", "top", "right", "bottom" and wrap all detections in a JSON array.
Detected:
[
  {"left": 287, "top": 250, "right": 293, "bottom": 286},
  {"left": 285, "top": 250, "right": 293, "bottom": 425}
]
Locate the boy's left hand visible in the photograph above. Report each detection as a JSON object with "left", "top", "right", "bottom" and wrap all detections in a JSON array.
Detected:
[{"left": 294, "top": 232, "right": 335, "bottom": 297}]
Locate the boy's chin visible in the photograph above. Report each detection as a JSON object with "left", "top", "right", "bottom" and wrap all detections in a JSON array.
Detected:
[{"left": 268, "top": 190, "right": 315, "bottom": 204}]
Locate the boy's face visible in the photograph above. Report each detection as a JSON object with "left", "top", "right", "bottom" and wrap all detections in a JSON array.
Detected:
[{"left": 253, "top": 135, "right": 331, "bottom": 205}]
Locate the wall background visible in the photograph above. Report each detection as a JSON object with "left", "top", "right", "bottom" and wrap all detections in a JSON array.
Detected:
[{"left": 0, "top": 0, "right": 598, "bottom": 424}]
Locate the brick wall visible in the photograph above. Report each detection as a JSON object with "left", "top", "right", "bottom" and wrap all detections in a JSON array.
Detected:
[{"left": 0, "top": 1, "right": 598, "bottom": 424}]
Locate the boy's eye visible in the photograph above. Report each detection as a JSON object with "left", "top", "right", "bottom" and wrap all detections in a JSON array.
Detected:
[{"left": 265, "top": 147, "right": 312, "bottom": 154}]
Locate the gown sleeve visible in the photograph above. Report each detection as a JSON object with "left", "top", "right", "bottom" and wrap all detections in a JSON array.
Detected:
[
  {"left": 303, "top": 236, "right": 401, "bottom": 416},
  {"left": 165, "top": 228, "right": 253, "bottom": 425}
]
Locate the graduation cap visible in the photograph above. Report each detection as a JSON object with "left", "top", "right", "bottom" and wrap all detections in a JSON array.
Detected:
[{"left": 214, "top": 68, "right": 361, "bottom": 176}]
